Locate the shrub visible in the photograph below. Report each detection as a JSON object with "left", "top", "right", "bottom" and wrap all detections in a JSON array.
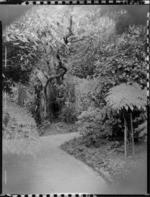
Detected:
[
  {"left": 77, "top": 107, "right": 105, "bottom": 146},
  {"left": 3, "top": 95, "right": 40, "bottom": 156},
  {"left": 3, "top": 98, "right": 38, "bottom": 139},
  {"left": 134, "top": 121, "right": 147, "bottom": 142},
  {"left": 77, "top": 106, "right": 123, "bottom": 146},
  {"left": 60, "top": 103, "right": 78, "bottom": 123}
]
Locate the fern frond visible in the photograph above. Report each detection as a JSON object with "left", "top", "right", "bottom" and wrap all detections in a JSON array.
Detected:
[{"left": 105, "top": 83, "right": 146, "bottom": 112}]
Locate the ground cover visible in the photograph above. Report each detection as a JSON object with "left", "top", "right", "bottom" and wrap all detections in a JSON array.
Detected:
[{"left": 60, "top": 136, "right": 147, "bottom": 185}]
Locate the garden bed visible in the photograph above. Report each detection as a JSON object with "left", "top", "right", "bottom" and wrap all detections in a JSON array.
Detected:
[{"left": 60, "top": 136, "right": 147, "bottom": 184}]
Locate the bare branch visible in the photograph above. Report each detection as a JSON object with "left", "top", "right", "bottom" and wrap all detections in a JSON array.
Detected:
[{"left": 63, "top": 16, "right": 74, "bottom": 45}]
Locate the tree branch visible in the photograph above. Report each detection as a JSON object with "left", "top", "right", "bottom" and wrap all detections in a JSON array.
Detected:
[
  {"left": 44, "top": 17, "right": 73, "bottom": 96},
  {"left": 63, "top": 16, "right": 74, "bottom": 45},
  {"left": 44, "top": 52, "right": 67, "bottom": 96}
]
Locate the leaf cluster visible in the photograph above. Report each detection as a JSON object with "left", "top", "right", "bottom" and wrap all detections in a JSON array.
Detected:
[{"left": 105, "top": 83, "right": 146, "bottom": 112}]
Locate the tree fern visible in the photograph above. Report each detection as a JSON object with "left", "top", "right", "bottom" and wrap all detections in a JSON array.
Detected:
[
  {"left": 105, "top": 83, "right": 146, "bottom": 157},
  {"left": 105, "top": 83, "right": 146, "bottom": 112}
]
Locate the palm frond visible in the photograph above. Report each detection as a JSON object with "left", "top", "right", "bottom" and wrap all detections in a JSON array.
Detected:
[{"left": 105, "top": 83, "right": 146, "bottom": 111}]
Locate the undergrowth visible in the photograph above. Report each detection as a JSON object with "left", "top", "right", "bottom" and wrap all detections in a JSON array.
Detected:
[
  {"left": 3, "top": 96, "right": 41, "bottom": 157},
  {"left": 61, "top": 136, "right": 147, "bottom": 183}
]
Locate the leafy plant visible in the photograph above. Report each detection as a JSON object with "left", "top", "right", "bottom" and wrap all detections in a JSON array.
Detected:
[
  {"left": 3, "top": 95, "right": 40, "bottom": 156},
  {"left": 60, "top": 103, "right": 77, "bottom": 123},
  {"left": 135, "top": 121, "right": 147, "bottom": 142},
  {"left": 77, "top": 106, "right": 122, "bottom": 147},
  {"left": 105, "top": 83, "right": 146, "bottom": 157},
  {"left": 2, "top": 6, "right": 147, "bottom": 158},
  {"left": 105, "top": 83, "right": 146, "bottom": 112}
]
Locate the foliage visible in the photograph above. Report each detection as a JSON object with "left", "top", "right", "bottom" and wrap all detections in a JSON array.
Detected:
[
  {"left": 8, "top": 83, "right": 36, "bottom": 117},
  {"left": 77, "top": 106, "right": 123, "bottom": 146},
  {"left": 71, "top": 25, "right": 147, "bottom": 115},
  {"left": 94, "top": 25, "right": 147, "bottom": 103},
  {"left": 2, "top": 6, "right": 67, "bottom": 93},
  {"left": 3, "top": 95, "right": 40, "bottom": 156},
  {"left": 105, "top": 83, "right": 146, "bottom": 112},
  {"left": 24, "top": 87, "right": 36, "bottom": 117},
  {"left": 75, "top": 77, "right": 102, "bottom": 113},
  {"left": 60, "top": 103, "right": 77, "bottom": 123},
  {"left": 67, "top": 8, "right": 115, "bottom": 79},
  {"left": 3, "top": 96, "right": 38, "bottom": 139},
  {"left": 3, "top": 138, "right": 40, "bottom": 157},
  {"left": 61, "top": 75, "right": 76, "bottom": 104},
  {"left": 135, "top": 121, "right": 147, "bottom": 142},
  {"left": 2, "top": 6, "right": 147, "bottom": 150},
  {"left": 61, "top": 133, "right": 147, "bottom": 184},
  {"left": 105, "top": 83, "right": 146, "bottom": 156}
]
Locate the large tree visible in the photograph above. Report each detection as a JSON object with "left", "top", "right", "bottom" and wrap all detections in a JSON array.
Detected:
[
  {"left": 3, "top": 6, "right": 115, "bottom": 124},
  {"left": 3, "top": 5, "right": 147, "bottom": 129}
]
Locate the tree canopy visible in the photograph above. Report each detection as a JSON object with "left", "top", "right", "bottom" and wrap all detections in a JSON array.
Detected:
[{"left": 3, "top": 6, "right": 147, "bottom": 153}]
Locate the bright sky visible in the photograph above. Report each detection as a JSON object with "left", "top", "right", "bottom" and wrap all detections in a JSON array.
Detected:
[
  {"left": 0, "top": 5, "right": 31, "bottom": 28},
  {"left": 0, "top": 5, "right": 149, "bottom": 30}
]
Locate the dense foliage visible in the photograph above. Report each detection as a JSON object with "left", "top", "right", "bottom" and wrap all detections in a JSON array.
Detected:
[
  {"left": 3, "top": 95, "right": 40, "bottom": 156},
  {"left": 2, "top": 6, "right": 147, "bottom": 155}
]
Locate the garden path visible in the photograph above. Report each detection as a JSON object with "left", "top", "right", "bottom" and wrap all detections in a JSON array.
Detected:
[{"left": 3, "top": 132, "right": 107, "bottom": 194}]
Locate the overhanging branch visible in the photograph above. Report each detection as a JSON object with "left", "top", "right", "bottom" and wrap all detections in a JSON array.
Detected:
[
  {"left": 44, "top": 53, "right": 67, "bottom": 96},
  {"left": 44, "top": 16, "right": 73, "bottom": 96}
]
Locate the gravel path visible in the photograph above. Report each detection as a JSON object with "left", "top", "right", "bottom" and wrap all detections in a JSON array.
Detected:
[{"left": 3, "top": 132, "right": 107, "bottom": 194}]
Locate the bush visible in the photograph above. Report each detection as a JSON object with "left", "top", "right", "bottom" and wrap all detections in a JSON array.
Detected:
[
  {"left": 60, "top": 104, "right": 77, "bottom": 123},
  {"left": 77, "top": 106, "right": 123, "bottom": 146},
  {"left": 77, "top": 107, "right": 105, "bottom": 146},
  {"left": 3, "top": 96, "right": 40, "bottom": 156},
  {"left": 131, "top": 111, "right": 146, "bottom": 142},
  {"left": 134, "top": 121, "right": 147, "bottom": 142},
  {"left": 3, "top": 98, "right": 38, "bottom": 139}
]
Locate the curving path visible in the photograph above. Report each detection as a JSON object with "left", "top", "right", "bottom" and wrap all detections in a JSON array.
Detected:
[{"left": 3, "top": 132, "right": 107, "bottom": 194}]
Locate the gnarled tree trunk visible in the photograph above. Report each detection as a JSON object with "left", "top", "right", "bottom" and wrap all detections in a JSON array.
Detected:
[
  {"left": 35, "top": 15, "right": 73, "bottom": 125},
  {"left": 44, "top": 52, "right": 67, "bottom": 122}
]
